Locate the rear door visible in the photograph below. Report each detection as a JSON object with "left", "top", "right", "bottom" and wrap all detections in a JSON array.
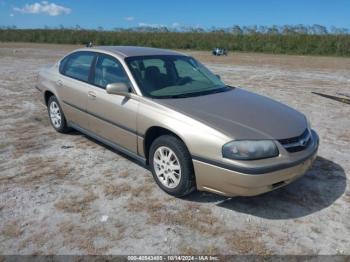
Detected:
[
  {"left": 86, "top": 53, "right": 139, "bottom": 154},
  {"left": 58, "top": 51, "right": 95, "bottom": 129}
]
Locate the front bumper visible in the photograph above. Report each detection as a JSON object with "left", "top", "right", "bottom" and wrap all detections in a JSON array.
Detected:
[{"left": 193, "top": 130, "right": 319, "bottom": 197}]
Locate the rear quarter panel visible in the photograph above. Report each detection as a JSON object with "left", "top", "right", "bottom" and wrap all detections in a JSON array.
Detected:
[{"left": 37, "top": 62, "right": 62, "bottom": 105}]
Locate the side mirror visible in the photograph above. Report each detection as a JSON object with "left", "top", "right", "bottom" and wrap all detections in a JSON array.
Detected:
[
  {"left": 106, "top": 82, "right": 130, "bottom": 96},
  {"left": 216, "top": 74, "right": 221, "bottom": 80}
]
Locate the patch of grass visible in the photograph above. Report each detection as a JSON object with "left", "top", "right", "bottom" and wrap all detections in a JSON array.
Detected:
[
  {"left": 103, "top": 169, "right": 114, "bottom": 177},
  {"left": 180, "top": 245, "right": 220, "bottom": 255},
  {"left": 0, "top": 143, "right": 7, "bottom": 150},
  {"left": 149, "top": 206, "right": 222, "bottom": 236},
  {"left": 129, "top": 183, "right": 154, "bottom": 197},
  {"left": 127, "top": 198, "right": 164, "bottom": 213},
  {"left": 275, "top": 237, "right": 287, "bottom": 246},
  {"left": 52, "top": 162, "right": 72, "bottom": 178},
  {"left": 12, "top": 123, "right": 46, "bottom": 158},
  {"left": 24, "top": 157, "right": 46, "bottom": 170},
  {"left": 179, "top": 246, "right": 199, "bottom": 255},
  {"left": 58, "top": 220, "right": 122, "bottom": 254},
  {"left": 19, "top": 230, "right": 52, "bottom": 250},
  {"left": 311, "top": 226, "right": 322, "bottom": 234},
  {"left": 225, "top": 229, "right": 272, "bottom": 255},
  {"left": 119, "top": 171, "right": 129, "bottom": 178},
  {"left": 0, "top": 175, "right": 17, "bottom": 183},
  {"left": 2, "top": 220, "right": 22, "bottom": 238},
  {"left": 338, "top": 131, "right": 350, "bottom": 142},
  {"left": 126, "top": 198, "right": 223, "bottom": 236},
  {"left": 184, "top": 203, "right": 201, "bottom": 210},
  {"left": 104, "top": 183, "right": 131, "bottom": 197},
  {"left": 32, "top": 116, "right": 49, "bottom": 126},
  {"left": 54, "top": 192, "right": 98, "bottom": 213},
  {"left": 59, "top": 221, "right": 105, "bottom": 254},
  {"left": 76, "top": 138, "right": 98, "bottom": 150},
  {"left": 18, "top": 158, "right": 72, "bottom": 185},
  {"left": 114, "top": 222, "right": 127, "bottom": 241}
]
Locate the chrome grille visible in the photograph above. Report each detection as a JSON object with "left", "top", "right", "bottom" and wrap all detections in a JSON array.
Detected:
[{"left": 278, "top": 129, "right": 311, "bottom": 153}]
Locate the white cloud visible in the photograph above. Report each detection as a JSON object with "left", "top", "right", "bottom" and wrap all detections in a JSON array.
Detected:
[
  {"left": 138, "top": 22, "right": 166, "bottom": 28},
  {"left": 124, "top": 16, "right": 135, "bottom": 21},
  {"left": 172, "top": 22, "right": 180, "bottom": 28},
  {"left": 9, "top": 13, "right": 14, "bottom": 17},
  {"left": 13, "top": 1, "right": 71, "bottom": 16}
]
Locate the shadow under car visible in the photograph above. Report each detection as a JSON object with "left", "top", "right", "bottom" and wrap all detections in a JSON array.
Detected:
[{"left": 184, "top": 156, "right": 347, "bottom": 220}]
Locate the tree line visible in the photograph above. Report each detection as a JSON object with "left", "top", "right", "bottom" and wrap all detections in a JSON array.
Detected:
[{"left": 0, "top": 24, "right": 349, "bottom": 56}]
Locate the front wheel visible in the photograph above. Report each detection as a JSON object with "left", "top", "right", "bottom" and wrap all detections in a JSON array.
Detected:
[{"left": 149, "top": 135, "right": 196, "bottom": 197}]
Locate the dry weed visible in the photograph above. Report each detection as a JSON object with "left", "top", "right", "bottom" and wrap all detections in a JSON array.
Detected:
[
  {"left": 118, "top": 171, "right": 129, "bottom": 178},
  {"left": 126, "top": 196, "right": 223, "bottom": 236},
  {"left": 129, "top": 183, "right": 154, "bottom": 197},
  {"left": 225, "top": 229, "right": 272, "bottom": 255},
  {"left": 180, "top": 245, "right": 220, "bottom": 255},
  {"left": 54, "top": 192, "right": 98, "bottom": 213},
  {"left": 19, "top": 230, "right": 52, "bottom": 250},
  {"left": 18, "top": 157, "right": 72, "bottom": 184},
  {"left": 104, "top": 183, "right": 131, "bottom": 197},
  {"left": 58, "top": 220, "right": 120, "bottom": 254},
  {"left": 2, "top": 220, "right": 22, "bottom": 238},
  {"left": 148, "top": 206, "right": 222, "bottom": 236}
]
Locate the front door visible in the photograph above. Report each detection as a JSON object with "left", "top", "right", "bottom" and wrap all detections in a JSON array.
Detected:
[{"left": 86, "top": 54, "right": 139, "bottom": 154}]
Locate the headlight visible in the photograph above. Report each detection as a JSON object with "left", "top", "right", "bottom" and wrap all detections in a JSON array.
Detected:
[{"left": 222, "top": 140, "right": 279, "bottom": 160}]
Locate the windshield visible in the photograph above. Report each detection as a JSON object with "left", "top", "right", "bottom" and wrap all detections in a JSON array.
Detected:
[{"left": 125, "top": 55, "right": 229, "bottom": 98}]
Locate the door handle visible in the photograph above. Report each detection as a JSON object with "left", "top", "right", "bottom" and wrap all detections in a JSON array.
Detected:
[
  {"left": 56, "top": 80, "right": 63, "bottom": 87},
  {"left": 88, "top": 91, "right": 96, "bottom": 99}
]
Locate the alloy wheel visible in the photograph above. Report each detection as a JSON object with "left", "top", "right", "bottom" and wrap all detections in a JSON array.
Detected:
[
  {"left": 153, "top": 146, "right": 182, "bottom": 189},
  {"left": 49, "top": 101, "right": 62, "bottom": 129}
]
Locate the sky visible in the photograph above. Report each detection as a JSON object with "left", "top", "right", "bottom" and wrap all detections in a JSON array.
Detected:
[{"left": 1, "top": 0, "right": 350, "bottom": 30}]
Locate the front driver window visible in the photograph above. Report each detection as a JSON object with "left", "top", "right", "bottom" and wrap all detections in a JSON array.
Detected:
[
  {"left": 93, "top": 55, "right": 129, "bottom": 89},
  {"left": 125, "top": 55, "right": 226, "bottom": 98}
]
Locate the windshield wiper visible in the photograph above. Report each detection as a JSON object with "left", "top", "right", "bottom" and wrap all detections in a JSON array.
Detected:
[
  {"left": 192, "top": 86, "right": 232, "bottom": 97},
  {"left": 166, "top": 93, "right": 194, "bottom": 98},
  {"left": 154, "top": 86, "right": 233, "bottom": 99}
]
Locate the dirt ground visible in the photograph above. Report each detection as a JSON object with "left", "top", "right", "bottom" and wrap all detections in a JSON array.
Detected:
[{"left": 0, "top": 43, "right": 349, "bottom": 255}]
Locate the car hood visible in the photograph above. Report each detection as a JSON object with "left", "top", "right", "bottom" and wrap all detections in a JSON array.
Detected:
[{"left": 154, "top": 88, "right": 307, "bottom": 140}]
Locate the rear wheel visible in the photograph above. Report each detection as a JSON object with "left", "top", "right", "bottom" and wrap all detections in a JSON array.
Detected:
[
  {"left": 149, "top": 135, "right": 196, "bottom": 197},
  {"left": 47, "top": 96, "right": 70, "bottom": 133}
]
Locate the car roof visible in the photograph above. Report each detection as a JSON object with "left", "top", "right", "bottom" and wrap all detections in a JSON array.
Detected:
[{"left": 89, "top": 46, "right": 185, "bottom": 58}]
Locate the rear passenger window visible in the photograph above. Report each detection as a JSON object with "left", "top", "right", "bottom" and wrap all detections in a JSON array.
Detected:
[
  {"left": 93, "top": 55, "right": 129, "bottom": 88},
  {"left": 62, "top": 52, "right": 95, "bottom": 82}
]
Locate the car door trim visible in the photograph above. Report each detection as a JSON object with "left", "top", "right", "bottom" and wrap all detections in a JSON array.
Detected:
[
  {"left": 67, "top": 121, "right": 146, "bottom": 165},
  {"left": 62, "top": 100, "right": 143, "bottom": 137}
]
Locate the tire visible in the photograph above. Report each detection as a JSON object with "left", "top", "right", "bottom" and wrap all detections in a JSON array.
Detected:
[
  {"left": 149, "top": 135, "right": 196, "bottom": 197},
  {"left": 47, "top": 96, "right": 70, "bottom": 133}
]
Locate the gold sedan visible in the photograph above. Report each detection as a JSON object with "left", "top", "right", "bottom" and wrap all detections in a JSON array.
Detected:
[{"left": 36, "top": 46, "right": 319, "bottom": 197}]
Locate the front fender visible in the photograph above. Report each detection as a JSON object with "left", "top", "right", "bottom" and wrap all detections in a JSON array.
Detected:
[{"left": 136, "top": 97, "right": 230, "bottom": 160}]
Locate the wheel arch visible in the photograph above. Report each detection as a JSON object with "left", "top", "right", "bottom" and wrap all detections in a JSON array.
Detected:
[
  {"left": 44, "top": 90, "right": 55, "bottom": 105},
  {"left": 143, "top": 126, "right": 189, "bottom": 164}
]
